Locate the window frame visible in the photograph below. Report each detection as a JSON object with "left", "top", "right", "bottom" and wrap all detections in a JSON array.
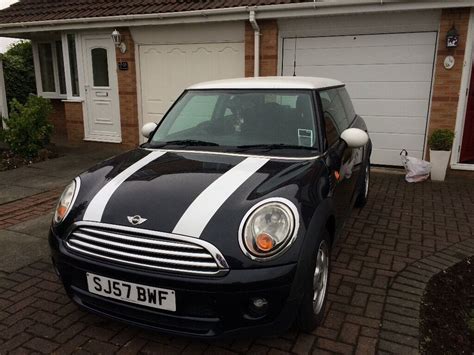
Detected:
[
  {"left": 33, "top": 41, "right": 66, "bottom": 99},
  {"left": 32, "top": 33, "right": 83, "bottom": 101}
]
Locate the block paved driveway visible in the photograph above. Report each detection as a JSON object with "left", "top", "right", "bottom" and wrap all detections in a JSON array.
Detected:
[{"left": 0, "top": 151, "right": 473, "bottom": 354}]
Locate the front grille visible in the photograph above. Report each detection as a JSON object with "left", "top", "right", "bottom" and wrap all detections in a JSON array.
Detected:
[{"left": 65, "top": 222, "right": 229, "bottom": 276}]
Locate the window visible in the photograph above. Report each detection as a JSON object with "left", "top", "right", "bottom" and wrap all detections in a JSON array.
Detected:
[
  {"left": 91, "top": 48, "right": 109, "bottom": 87},
  {"left": 320, "top": 89, "right": 350, "bottom": 133},
  {"left": 37, "top": 43, "right": 55, "bottom": 93},
  {"left": 338, "top": 88, "right": 356, "bottom": 122},
  {"left": 67, "top": 34, "right": 80, "bottom": 97},
  {"left": 151, "top": 90, "right": 318, "bottom": 151},
  {"left": 320, "top": 88, "right": 351, "bottom": 147},
  {"left": 34, "top": 34, "right": 81, "bottom": 99}
]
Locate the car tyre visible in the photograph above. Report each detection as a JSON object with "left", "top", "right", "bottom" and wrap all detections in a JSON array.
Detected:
[
  {"left": 296, "top": 229, "right": 331, "bottom": 332},
  {"left": 355, "top": 160, "right": 370, "bottom": 208}
]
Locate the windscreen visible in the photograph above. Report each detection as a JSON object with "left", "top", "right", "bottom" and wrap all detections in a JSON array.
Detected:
[{"left": 150, "top": 90, "right": 318, "bottom": 150}]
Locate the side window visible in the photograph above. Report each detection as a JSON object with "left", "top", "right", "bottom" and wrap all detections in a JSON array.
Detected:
[
  {"left": 320, "top": 89, "right": 348, "bottom": 146},
  {"left": 338, "top": 88, "right": 356, "bottom": 123}
]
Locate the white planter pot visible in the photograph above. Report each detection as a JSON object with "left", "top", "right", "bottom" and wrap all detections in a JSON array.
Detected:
[{"left": 430, "top": 149, "right": 451, "bottom": 181}]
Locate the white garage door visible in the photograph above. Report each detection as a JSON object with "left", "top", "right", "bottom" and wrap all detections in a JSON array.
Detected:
[
  {"left": 282, "top": 32, "right": 437, "bottom": 166},
  {"left": 139, "top": 42, "right": 244, "bottom": 126}
]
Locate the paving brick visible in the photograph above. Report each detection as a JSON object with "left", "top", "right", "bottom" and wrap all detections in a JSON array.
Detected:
[
  {"left": 0, "top": 333, "right": 31, "bottom": 352},
  {"left": 339, "top": 322, "right": 359, "bottom": 345},
  {"left": 26, "top": 322, "right": 59, "bottom": 339},
  {"left": 355, "top": 336, "right": 377, "bottom": 355},
  {"left": 378, "top": 339, "right": 418, "bottom": 354},
  {"left": 380, "top": 330, "right": 419, "bottom": 348},
  {"left": 381, "top": 320, "right": 419, "bottom": 337},
  {"left": 23, "top": 337, "right": 59, "bottom": 354},
  {"left": 291, "top": 333, "right": 315, "bottom": 355},
  {"left": 316, "top": 338, "right": 353, "bottom": 354}
]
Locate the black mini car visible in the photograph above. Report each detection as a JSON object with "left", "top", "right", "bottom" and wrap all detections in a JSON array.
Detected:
[{"left": 49, "top": 77, "right": 371, "bottom": 338}]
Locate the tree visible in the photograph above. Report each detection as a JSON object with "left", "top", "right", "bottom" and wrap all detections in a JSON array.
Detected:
[{"left": 1, "top": 40, "right": 36, "bottom": 107}]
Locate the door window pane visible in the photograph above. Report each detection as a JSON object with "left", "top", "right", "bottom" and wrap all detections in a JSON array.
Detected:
[
  {"left": 338, "top": 88, "right": 356, "bottom": 122},
  {"left": 67, "top": 34, "right": 80, "bottom": 96},
  {"left": 55, "top": 41, "right": 66, "bottom": 95},
  {"left": 320, "top": 89, "right": 349, "bottom": 133},
  {"left": 91, "top": 48, "right": 109, "bottom": 87},
  {"left": 38, "top": 43, "right": 55, "bottom": 92}
]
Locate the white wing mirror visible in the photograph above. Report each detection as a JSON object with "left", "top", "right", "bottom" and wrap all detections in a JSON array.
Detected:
[
  {"left": 142, "top": 122, "right": 157, "bottom": 139},
  {"left": 340, "top": 128, "right": 369, "bottom": 148}
]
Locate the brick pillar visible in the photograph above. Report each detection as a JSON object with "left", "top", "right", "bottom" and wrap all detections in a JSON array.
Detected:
[
  {"left": 245, "top": 20, "right": 279, "bottom": 77},
  {"left": 64, "top": 101, "right": 84, "bottom": 144},
  {"left": 49, "top": 99, "right": 67, "bottom": 138},
  {"left": 428, "top": 8, "right": 470, "bottom": 141},
  {"left": 115, "top": 28, "right": 139, "bottom": 147}
]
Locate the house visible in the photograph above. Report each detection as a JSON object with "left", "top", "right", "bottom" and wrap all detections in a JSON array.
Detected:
[{"left": 0, "top": 0, "right": 472, "bottom": 169}]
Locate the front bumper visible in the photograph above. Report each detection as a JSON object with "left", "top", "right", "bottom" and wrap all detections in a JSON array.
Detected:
[{"left": 49, "top": 229, "right": 303, "bottom": 338}]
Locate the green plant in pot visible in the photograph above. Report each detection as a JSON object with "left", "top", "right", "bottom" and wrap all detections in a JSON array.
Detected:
[{"left": 428, "top": 129, "right": 454, "bottom": 181}]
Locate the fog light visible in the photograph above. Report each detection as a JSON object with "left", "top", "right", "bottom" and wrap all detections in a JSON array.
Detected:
[{"left": 249, "top": 297, "right": 269, "bottom": 316}]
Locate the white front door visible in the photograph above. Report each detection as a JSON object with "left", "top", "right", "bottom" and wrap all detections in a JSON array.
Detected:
[{"left": 83, "top": 35, "right": 121, "bottom": 143}]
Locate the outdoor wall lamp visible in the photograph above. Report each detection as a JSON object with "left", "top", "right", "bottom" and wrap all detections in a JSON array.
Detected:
[
  {"left": 446, "top": 25, "right": 459, "bottom": 49},
  {"left": 112, "top": 29, "right": 127, "bottom": 54}
]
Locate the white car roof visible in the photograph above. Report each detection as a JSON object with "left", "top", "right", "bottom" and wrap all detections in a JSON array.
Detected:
[{"left": 187, "top": 76, "right": 344, "bottom": 90}]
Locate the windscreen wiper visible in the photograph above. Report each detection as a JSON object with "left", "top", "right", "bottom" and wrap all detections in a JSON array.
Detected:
[
  {"left": 152, "top": 139, "right": 220, "bottom": 147},
  {"left": 236, "top": 143, "right": 316, "bottom": 151}
]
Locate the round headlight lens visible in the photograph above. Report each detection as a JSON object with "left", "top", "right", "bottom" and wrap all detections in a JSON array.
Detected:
[
  {"left": 242, "top": 201, "right": 296, "bottom": 258},
  {"left": 53, "top": 179, "right": 78, "bottom": 225}
]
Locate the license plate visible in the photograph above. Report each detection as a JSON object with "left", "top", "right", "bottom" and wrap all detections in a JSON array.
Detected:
[{"left": 86, "top": 273, "right": 176, "bottom": 312}]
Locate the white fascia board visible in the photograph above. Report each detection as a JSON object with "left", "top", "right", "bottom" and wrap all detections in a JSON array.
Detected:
[{"left": 0, "top": 0, "right": 472, "bottom": 35}]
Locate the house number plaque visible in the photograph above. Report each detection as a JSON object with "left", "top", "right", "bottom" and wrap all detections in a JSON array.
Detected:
[{"left": 118, "top": 62, "right": 129, "bottom": 71}]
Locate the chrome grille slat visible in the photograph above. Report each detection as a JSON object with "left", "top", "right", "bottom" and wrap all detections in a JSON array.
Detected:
[
  {"left": 68, "top": 239, "right": 217, "bottom": 268},
  {"left": 67, "top": 245, "right": 218, "bottom": 275},
  {"left": 65, "top": 223, "right": 229, "bottom": 276},
  {"left": 72, "top": 232, "right": 213, "bottom": 259},
  {"left": 80, "top": 227, "right": 201, "bottom": 250}
]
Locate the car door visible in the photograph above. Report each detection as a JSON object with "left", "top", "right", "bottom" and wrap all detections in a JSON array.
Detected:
[{"left": 318, "top": 88, "right": 359, "bottom": 232}]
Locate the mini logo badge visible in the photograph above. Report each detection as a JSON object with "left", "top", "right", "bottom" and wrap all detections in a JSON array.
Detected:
[{"left": 127, "top": 215, "right": 147, "bottom": 225}]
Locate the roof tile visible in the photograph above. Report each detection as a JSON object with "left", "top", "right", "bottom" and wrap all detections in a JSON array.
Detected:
[{"left": 0, "top": 0, "right": 307, "bottom": 24}]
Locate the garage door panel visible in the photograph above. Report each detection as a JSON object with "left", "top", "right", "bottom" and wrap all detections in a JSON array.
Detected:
[
  {"left": 140, "top": 42, "right": 244, "bottom": 126},
  {"left": 283, "top": 63, "right": 433, "bottom": 82},
  {"left": 363, "top": 116, "right": 426, "bottom": 135},
  {"left": 283, "top": 45, "right": 435, "bottom": 66},
  {"left": 282, "top": 32, "right": 436, "bottom": 166},
  {"left": 346, "top": 82, "right": 432, "bottom": 100},
  {"left": 371, "top": 148, "right": 423, "bottom": 166},
  {"left": 353, "top": 99, "right": 430, "bottom": 117},
  {"left": 284, "top": 32, "right": 437, "bottom": 50},
  {"left": 371, "top": 132, "right": 423, "bottom": 150}
]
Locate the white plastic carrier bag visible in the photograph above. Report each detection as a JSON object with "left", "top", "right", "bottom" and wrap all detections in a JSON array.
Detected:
[{"left": 400, "top": 149, "right": 432, "bottom": 183}]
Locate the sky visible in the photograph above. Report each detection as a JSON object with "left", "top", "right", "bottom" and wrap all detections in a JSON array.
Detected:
[{"left": 0, "top": 0, "right": 19, "bottom": 54}]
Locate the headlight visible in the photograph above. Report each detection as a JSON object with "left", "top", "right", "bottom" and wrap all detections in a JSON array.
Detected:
[
  {"left": 53, "top": 178, "right": 80, "bottom": 225},
  {"left": 239, "top": 198, "right": 299, "bottom": 260}
]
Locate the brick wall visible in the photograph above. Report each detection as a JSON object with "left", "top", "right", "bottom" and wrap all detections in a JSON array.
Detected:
[
  {"left": 64, "top": 101, "right": 84, "bottom": 144},
  {"left": 428, "top": 8, "right": 470, "bottom": 139},
  {"left": 115, "top": 27, "right": 139, "bottom": 147},
  {"left": 49, "top": 99, "right": 67, "bottom": 138},
  {"left": 245, "top": 20, "right": 279, "bottom": 77}
]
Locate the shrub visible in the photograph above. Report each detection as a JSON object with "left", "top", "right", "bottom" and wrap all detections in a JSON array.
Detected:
[
  {"left": 1, "top": 41, "right": 36, "bottom": 107},
  {"left": 428, "top": 129, "right": 455, "bottom": 151},
  {"left": 0, "top": 96, "right": 53, "bottom": 158}
]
